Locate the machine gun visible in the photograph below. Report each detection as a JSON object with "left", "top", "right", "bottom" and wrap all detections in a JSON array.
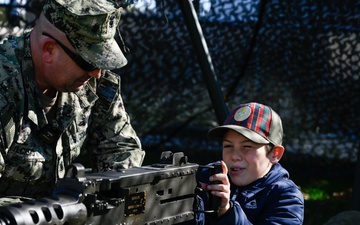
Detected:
[{"left": 0, "top": 151, "right": 198, "bottom": 225}]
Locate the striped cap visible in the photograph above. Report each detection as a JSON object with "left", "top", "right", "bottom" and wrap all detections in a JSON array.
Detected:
[{"left": 208, "top": 102, "right": 283, "bottom": 145}]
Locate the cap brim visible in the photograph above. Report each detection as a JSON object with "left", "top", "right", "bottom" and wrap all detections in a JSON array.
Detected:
[
  {"left": 208, "top": 125, "right": 270, "bottom": 144},
  {"left": 76, "top": 38, "right": 128, "bottom": 70}
]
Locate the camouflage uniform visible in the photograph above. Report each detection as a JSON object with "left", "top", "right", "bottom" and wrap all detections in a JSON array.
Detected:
[{"left": 0, "top": 31, "right": 145, "bottom": 199}]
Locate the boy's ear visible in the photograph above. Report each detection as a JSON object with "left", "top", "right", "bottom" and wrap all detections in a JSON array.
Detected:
[{"left": 271, "top": 145, "right": 285, "bottom": 163}]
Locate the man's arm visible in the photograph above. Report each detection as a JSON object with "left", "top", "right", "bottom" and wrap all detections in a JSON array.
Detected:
[{"left": 84, "top": 70, "right": 145, "bottom": 172}]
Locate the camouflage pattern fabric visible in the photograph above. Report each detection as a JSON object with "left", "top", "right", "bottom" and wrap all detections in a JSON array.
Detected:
[
  {"left": 43, "top": 0, "right": 128, "bottom": 70},
  {"left": 0, "top": 196, "right": 33, "bottom": 207},
  {"left": 0, "top": 31, "right": 144, "bottom": 200}
]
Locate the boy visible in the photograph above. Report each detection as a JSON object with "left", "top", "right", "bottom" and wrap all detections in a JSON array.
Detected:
[{"left": 193, "top": 102, "right": 304, "bottom": 224}]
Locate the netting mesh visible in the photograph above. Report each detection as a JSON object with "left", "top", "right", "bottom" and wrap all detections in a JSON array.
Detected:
[
  {"left": 115, "top": 0, "right": 360, "bottom": 163},
  {"left": 0, "top": 0, "right": 359, "bottom": 163}
]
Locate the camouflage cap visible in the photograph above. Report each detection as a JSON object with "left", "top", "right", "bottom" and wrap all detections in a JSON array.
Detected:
[{"left": 42, "top": 0, "right": 127, "bottom": 70}]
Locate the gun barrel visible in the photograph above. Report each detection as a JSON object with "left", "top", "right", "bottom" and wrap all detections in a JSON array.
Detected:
[{"left": 0, "top": 195, "right": 87, "bottom": 225}]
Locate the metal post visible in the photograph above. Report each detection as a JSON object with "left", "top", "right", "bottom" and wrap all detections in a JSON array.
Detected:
[{"left": 177, "top": 0, "right": 228, "bottom": 124}]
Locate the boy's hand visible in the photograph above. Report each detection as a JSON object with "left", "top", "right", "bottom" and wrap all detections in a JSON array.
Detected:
[{"left": 206, "top": 161, "right": 230, "bottom": 216}]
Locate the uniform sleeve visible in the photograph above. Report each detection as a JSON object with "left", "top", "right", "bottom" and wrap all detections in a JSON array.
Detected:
[
  {"left": 0, "top": 140, "right": 5, "bottom": 176},
  {"left": 0, "top": 109, "right": 6, "bottom": 175},
  {"left": 84, "top": 71, "right": 145, "bottom": 171},
  {"left": 0, "top": 92, "right": 16, "bottom": 177}
]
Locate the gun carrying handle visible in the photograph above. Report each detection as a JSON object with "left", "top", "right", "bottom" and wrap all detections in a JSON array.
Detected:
[{"left": 65, "top": 163, "right": 86, "bottom": 179}]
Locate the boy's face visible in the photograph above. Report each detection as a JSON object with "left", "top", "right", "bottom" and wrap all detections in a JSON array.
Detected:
[{"left": 222, "top": 130, "right": 274, "bottom": 186}]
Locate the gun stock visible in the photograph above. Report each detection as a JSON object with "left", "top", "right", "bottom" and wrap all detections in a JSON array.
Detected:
[{"left": 0, "top": 152, "right": 198, "bottom": 225}]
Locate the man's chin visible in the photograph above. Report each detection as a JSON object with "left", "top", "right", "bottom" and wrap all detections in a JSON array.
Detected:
[{"left": 65, "top": 84, "right": 85, "bottom": 92}]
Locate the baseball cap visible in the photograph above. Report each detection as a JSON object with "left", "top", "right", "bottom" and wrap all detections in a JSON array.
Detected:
[
  {"left": 42, "top": 0, "right": 127, "bottom": 70},
  {"left": 208, "top": 102, "right": 283, "bottom": 146}
]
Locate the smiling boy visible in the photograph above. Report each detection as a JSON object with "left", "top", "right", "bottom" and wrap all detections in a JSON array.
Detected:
[{"left": 193, "top": 102, "right": 304, "bottom": 225}]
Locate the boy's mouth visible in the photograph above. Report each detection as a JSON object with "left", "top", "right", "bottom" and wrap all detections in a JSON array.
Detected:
[{"left": 230, "top": 167, "right": 245, "bottom": 174}]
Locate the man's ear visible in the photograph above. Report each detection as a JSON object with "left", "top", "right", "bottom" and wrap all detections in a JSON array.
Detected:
[
  {"left": 271, "top": 145, "right": 285, "bottom": 163},
  {"left": 42, "top": 39, "right": 57, "bottom": 63}
]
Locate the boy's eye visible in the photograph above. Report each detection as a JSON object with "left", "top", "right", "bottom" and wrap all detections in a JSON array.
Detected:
[{"left": 223, "top": 144, "right": 233, "bottom": 149}]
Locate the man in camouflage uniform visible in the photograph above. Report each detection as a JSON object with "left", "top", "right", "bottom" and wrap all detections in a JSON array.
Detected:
[{"left": 0, "top": 0, "right": 145, "bottom": 202}]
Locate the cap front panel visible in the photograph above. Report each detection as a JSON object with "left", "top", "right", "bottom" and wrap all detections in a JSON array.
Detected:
[{"left": 226, "top": 103, "right": 272, "bottom": 140}]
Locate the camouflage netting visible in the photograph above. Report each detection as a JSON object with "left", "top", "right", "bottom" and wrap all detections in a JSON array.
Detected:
[
  {"left": 0, "top": 0, "right": 359, "bottom": 164},
  {"left": 117, "top": 0, "right": 360, "bottom": 164}
]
